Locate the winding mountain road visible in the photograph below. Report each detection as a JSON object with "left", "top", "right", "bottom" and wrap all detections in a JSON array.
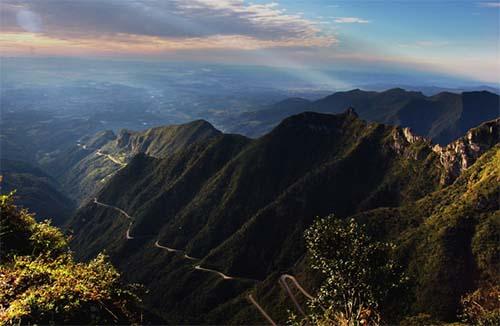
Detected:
[
  {"left": 93, "top": 198, "right": 134, "bottom": 240},
  {"left": 279, "top": 274, "right": 314, "bottom": 317},
  {"left": 76, "top": 142, "right": 124, "bottom": 167},
  {"left": 92, "top": 198, "right": 314, "bottom": 325},
  {"left": 76, "top": 143, "right": 125, "bottom": 182},
  {"left": 194, "top": 265, "right": 235, "bottom": 280},
  {"left": 154, "top": 240, "right": 183, "bottom": 253},
  {"left": 154, "top": 240, "right": 200, "bottom": 260},
  {"left": 96, "top": 149, "right": 126, "bottom": 166}
]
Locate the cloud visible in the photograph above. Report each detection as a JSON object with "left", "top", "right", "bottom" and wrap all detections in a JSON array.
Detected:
[
  {"left": 333, "top": 17, "right": 370, "bottom": 24},
  {"left": 478, "top": 2, "right": 500, "bottom": 8},
  {"left": 0, "top": 0, "right": 335, "bottom": 49}
]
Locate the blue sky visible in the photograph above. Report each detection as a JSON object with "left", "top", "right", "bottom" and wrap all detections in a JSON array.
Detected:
[{"left": 1, "top": 0, "right": 499, "bottom": 83}]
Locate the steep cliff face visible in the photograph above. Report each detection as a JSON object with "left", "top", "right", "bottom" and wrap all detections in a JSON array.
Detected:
[
  {"left": 390, "top": 117, "right": 499, "bottom": 185},
  {"left": 433, "top": 118, "right": 499, "bottom": 184},
  {"left": 390, "top": 126, "right": 427, "bottom": 157}
]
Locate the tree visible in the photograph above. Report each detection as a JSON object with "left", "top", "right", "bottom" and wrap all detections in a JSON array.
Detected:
[{"left": 290, "top": 215, "right": 406, "bottom": 325}]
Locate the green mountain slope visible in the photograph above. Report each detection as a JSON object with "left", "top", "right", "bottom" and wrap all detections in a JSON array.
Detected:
[
  {"left": 356, "top": 144, "right": 499, "bottom": 320},
  {"left": 68, "top": 111, "right": 498, "bottom": 323},
  {"left": 41, "top": 120, "right": 221, "bottom": 203},
  {"left": 211, "top": 120, "right": 500, "bottom": 325}
]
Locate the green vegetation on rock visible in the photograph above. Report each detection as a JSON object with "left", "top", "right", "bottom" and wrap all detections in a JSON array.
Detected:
[{"left": 0, "top": 192, "right": 144, "bottom": 325}]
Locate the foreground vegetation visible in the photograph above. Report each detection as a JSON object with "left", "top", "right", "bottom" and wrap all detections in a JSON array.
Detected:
[{"left": 0, "top": 192, "right": 143, "bottom": 325}]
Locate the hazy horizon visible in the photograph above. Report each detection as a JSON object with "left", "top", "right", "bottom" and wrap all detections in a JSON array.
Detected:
[{"left": 1, "top": 0, "right": 499, "bottom": 87}]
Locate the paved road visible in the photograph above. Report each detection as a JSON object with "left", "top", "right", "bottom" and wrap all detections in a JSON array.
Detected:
[
  {"left": 92, "top": 198, "right": 313, "bottom": 325},
  {"left": 93, "top": 198, "right": 134, "bottom": 240},
  {"left": 76, "top": 142, "right": 126, "bottom": 167},
  {"left": 194, "top": 265, "right": 235, "bottom": 280},
  {"left": 278, "top": 274, "right": 314, "bottom": 317},
  {"left": 154, "top": 240, "right": 183, "bottom": 253},
  {"left": 96, "top": 149, "right": 126, "bottom": 166},
  {"left": 247, "top": 294, "right": 277, "bottom": 326},
  {"left": 93, "top": 200, "right": 238, "bottom": 282},
  {"left": 93, "top": 198, "right": 132, "bottom": 219}
]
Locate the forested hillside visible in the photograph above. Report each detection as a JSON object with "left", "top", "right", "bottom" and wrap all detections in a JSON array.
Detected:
[{"left": 68, "top": 110, "right": 499, "bottom": 324}]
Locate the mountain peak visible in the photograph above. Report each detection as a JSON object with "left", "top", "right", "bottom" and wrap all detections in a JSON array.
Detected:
[
  {"left": 186, "top": 119, "right": 219, "bottom": 131},
  {"left": 271, "top": 109, "right": 362, "bottom": 137}
]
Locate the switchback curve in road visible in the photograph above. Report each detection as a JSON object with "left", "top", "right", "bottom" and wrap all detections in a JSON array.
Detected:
[
  {"left": 93, "top": 198, "right": 134, "bottom": 240},
  {"left": 96, "top": 149, "right": 127, "bottom": 167},
  {"left": 279, "top": 274, "right": 314, "bottom": 317},
  {"left": 91, "top": 199, "right": 314, "bottom": 325}
]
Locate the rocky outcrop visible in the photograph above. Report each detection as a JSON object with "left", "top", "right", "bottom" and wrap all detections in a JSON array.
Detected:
[
  {"left": 390, "top": 126, "right": 427, "bottom": 157},
  {"left": 390, "top": 117, "right": 499, "bottom": 184},
  {"left": 433, "top": 118, "right": 499, "bottom": 184}
]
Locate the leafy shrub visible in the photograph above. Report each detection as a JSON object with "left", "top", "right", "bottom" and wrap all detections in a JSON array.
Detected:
[
  {"left": 459, "top": 285, "right": 500, "bottom": 326},
  {"left": 0, "top": 191, "right": 143, "bottom": 324},
  {"left": 1, "top": 191, "right": 68, "bottom": 259}
]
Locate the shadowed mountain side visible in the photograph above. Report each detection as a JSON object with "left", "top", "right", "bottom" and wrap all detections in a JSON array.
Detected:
[
  {"left": 68, "top": 111, "right": 500, "bottom": 323},
  {"left": 222, "top": 89, "right": 499, "bottom": 145},
  {"left": 0, "top": 159, "right": 75, "bottom": 225},
  {"left": 206, "top": 145, "right": 500, "bottom": 325}
]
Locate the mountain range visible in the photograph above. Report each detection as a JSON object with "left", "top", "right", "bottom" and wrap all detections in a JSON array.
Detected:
[
  {"left": 67, "top": 109, "right": 499, "bottom": 324},
  {"left": 220, "top": 89, "right": 499, "bottom": 145},
  {"left": 1, "top": 87, "right": 498, "bottom": 323}
]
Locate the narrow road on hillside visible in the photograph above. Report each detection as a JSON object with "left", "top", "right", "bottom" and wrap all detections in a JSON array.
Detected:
[
  {"left": 278, "top": 274, "right": 314, "bottom": 316},
  {"left": 92, "top": 200, "right": 236, "bottom": 281},
  {"left": 94, "top": 198, "right": 132, "bottom": 219},
  {"left": 93, "top": 198, "right": 134, "bottom": 240},
  {"left": 247, "top": 294, "right": 278, "bottom": 326},
  {"left": 154, "top": 240, "right": 183, "bottom": 253},
  {"left": 96, "top": 149, "right": 126, "bottom": 166},
  {"left": 154, "top": 240, "right": 200, "bottom": 260},
  {"left": 194, "top": 265, "right": 235, "bottom": 280},
  {"left": 92, "top": 199, "right": 313, "bottom": 325}
]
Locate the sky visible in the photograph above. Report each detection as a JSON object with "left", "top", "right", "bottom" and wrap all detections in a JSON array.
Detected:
[{"left": 0, "top": 0, "right": 499, "bottom": 84}]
